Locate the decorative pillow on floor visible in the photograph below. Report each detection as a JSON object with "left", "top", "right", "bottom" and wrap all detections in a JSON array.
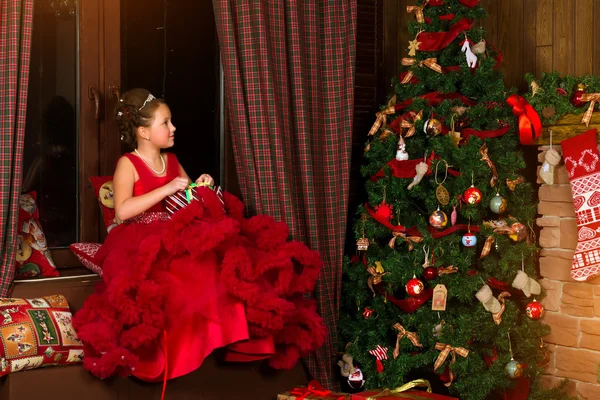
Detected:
[
  {"left": 0, "top": 294, "right": 84, "bottom": 376},
  {"left": 69, "top": 243, "right": 102, "bottom": 276},
  {"left": 89, "top": 176, "right": 120, "bottom": 232},
  {"left": 15, "top": 192, "right": 59, "bottom": 278}
]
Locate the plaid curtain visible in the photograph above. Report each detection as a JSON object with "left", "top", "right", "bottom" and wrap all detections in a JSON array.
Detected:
[
  {"left": 213, "top": 0, "right": 356, "bottom": 390},
  {"left": 0, "top": 0, "right": 34, "bottom": 296}
]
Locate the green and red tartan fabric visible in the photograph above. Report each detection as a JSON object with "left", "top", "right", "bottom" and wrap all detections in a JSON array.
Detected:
[
  {"left": 213, "top": 0, "right": 357, "bottom": 389},
  {"left": 0, "top": 0, "right": 34, "bottom": 296}
]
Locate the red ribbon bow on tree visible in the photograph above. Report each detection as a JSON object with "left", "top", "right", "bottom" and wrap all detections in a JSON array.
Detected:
[{"left": 506, "top": 95, "right": 542, "bottom": 145}]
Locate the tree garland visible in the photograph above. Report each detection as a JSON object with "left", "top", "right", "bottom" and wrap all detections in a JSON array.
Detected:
[{"left": 524, "top": 72, "right": 600, "bottom": 125}]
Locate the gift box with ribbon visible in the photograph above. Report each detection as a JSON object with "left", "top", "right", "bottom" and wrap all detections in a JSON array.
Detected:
[
  {"left": 277, "top": 380, "right": 350, "bottom": 400},
  {"left": 164, "top": 183, "right": 224, "bottom": 215},
  {"left": 351, "top": 380, "right": 457, "bottom": 400}
]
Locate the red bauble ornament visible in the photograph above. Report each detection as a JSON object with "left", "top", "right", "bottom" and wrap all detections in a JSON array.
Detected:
[
  {"left": 374, "top": 202, "right": 394, "bottom": 221},
  {"left": 423, "top": 266, "right": 438, "bottom": 280},
  {"left": 571, "top": 83, "right": 587, "bottom": 108},
  {"left": 526, "top": 299, "right": 545, "bottom": 320},
  {"left": 463, "top": 185, "right": 482, "bottom": 205},
  {"left": 405, "top": 275, "right": 425, "bottom": 297}
]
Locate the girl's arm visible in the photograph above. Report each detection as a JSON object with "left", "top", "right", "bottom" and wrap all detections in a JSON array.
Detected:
[
  {"left": 113, "top": 157, "right": 188, "bottom": 221},
  {"left": 178, "top": 164, "right": 214, "bottom": 186}
]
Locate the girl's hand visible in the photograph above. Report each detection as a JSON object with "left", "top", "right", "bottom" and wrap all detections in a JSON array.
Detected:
[
  {"left": 196, "top": 174, "right": 214, "bottom": 187},
  {"left": 165, "top": 177, "right": 189, "bottom": 196}
]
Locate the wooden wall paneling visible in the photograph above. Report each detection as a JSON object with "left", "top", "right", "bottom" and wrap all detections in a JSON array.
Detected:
[
  {"left": 553, "top": 0, "right": 575, "bottom": 75},
  {"left": 536, "top": 0, "right": 554, "bottom": 46},
  {"left": 536, "top": 45, "right": 554, "bottom": 75},
  {"left": 79, "top": 0, "right": 101, "bottom": 242},
  {"left": 593, "top": 0, "right": 600, "bottom": 75},
  {"left": 497, "top": 0, "right": 523, "bottom": 89},
  {"left": 574, "top": 0, "right": 593, "bottom": 75},
  {"left": 382, "top": 0, "right": 398, "bottom": 87},
  {"left": 479, "top": 0, "right": 498, "bottom": 48},
  {"left": 396, "top": 0, "right": 411, "bottom": 81},
  {"left": 523, "top": 0, "right": 537, "bottom": 78}
]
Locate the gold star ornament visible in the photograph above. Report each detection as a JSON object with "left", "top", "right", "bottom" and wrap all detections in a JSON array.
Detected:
[{"left": 449, "top": 130, "right": 462, "bottom": 148}]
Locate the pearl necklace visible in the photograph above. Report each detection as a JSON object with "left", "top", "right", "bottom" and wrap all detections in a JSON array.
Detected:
[{"left": 134, "top": 149, "right": 166, "bottom": 175}]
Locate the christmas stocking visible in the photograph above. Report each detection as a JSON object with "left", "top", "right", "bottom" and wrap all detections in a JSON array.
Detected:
[{"left": 561, "top": 129, "right": 600, "bottom": 281}]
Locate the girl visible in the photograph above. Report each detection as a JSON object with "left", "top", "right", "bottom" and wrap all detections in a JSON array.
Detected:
[{"left": 73, "top": 89, "right": 326, "bottom": 384}]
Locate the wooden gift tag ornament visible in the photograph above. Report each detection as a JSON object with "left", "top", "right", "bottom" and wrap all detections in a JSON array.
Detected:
[{"left": 432, "top": 284, "right": 447, "bottom": 311}]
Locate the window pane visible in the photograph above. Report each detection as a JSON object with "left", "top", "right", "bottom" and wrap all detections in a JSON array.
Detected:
[{"left": 22, "top": 0, "right": 78, "bottom": 247}]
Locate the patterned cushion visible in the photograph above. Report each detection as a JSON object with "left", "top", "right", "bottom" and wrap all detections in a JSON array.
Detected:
[
  {"left": 89, "top": 176, "right": 120, "bottom": 232},
  {"left": 0, "top": 295, "right": 84, "bottom": 376},
  {"left": 69, "top": 243, "right": 102, "bottom": 276},
  {"left": 15, "top": 192, "right": 59, "bottom": 278}
]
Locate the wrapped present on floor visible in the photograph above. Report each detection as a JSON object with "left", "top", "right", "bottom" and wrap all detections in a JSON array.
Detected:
[
  {"left": 164, "top": 183, "right": 224, "bottom": 215},
  {"left": 278, "top": 380, "right": 350, "bottom": 400},
  {"left": 351, "top": 380, "right": 457, "bottom": 400}
]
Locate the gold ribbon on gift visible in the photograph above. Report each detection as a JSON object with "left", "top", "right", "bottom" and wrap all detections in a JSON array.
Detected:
[
  {"left": 438, "top": 265, "right": 458, "bottom": 275},
  {"left": 492, "top": 291, "right": 511, "bottom": 325},
  {"left": 580, "top": 93, "right": 600, "bottom": 127},
  {"left": 388, "top": 231, "right": 423, "bottom": 251},
  {"left": 479, "top": 144, "right": 498, "bottom": 187},
  {"left": 400, "top": 58, "right": 443, "bottom": 84},
  {"left": 406, "top": 0, "right": 429, "bottom": 23},
  {"left": 400, "top": 110, "right": 424, "bottom": 137},
  {"left": 434, "top": 343, "right": 469, "bottom": 387},
  {"left": 369, "top": 95, "right": 397, "bottom": 136},
  {"left": 506, "top": 176, "right": 524, "bottom": 191},
  {"left": 365, "top": 379, "right": 432, "bottom": 400},
  {"left": 392, "top": 323, "right": 423, "bottom": 359}
]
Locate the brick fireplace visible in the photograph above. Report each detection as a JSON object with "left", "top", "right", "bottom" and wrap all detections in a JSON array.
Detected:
[{"left": 537, "top": 144, "right": 600, "bottom": 399}]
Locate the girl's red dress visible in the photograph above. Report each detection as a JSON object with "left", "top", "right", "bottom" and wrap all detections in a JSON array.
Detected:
[{"left": 73, "top": 153, "right": 326, "bottom": 380}]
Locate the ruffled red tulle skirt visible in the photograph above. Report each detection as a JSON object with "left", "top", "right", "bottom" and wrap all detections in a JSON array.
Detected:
[{"left": 73, "top": 188, "right": 327, "bottom": 380}]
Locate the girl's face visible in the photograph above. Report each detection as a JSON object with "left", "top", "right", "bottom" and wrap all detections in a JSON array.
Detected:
[{"left": 142, "top": 103, "right": 176, "bottom": 148}]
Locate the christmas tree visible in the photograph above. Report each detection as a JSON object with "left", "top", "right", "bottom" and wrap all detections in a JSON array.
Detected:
[{"left": 339, "top": 1, "right": 572, "bottom": 399}]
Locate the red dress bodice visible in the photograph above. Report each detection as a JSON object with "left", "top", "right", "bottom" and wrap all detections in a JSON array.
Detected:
[{"left": 122, "top": 152, "right": 180, "bottom": 212}]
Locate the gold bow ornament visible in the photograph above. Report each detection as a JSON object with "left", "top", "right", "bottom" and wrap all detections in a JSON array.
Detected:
[
  {"left": 406, "top": 0, "right": 430, "bottom": 23},
  {"left": 388, "top": 231, "right": 423, "bottom": 251},
  {"left": 400, "top": 58, "right": 443, "bottom": 84},
  {"left": 398, "top": 110, "right": 424, "bottom": 138},
  {"left": 392, "top": 323, "right": 422, "bottom": 359},
  {"left": 434, "top": 343, "right": 469, "bottom": 387},
  {"left": 369, "top": 95, "right": 397, "bottom": 136},
  {"left": 580, "top": 92, "right": 600, "bottom": 127},
  {"left": 479, "top": 219, "right": 528, "bottom": 259}
]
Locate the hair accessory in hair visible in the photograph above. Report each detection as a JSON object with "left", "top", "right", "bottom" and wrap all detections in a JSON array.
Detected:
[{"left": 139, "top": 94, "right": 156, "bottom": 111}]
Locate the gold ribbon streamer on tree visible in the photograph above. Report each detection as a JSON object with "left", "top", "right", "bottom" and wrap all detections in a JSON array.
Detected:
[
  {"left": 479, "top": 144, "right": 498, "bottom": 187},
  {"left": 388, "top": 231, "right": 423, "bottom": 251},
  {"left": 438, "top": 265, "right": 458, "bottom": 275},
  {"left": 367, "top": 262, "right": 389, "bottom": 296},
  {"left": 406, "top": 0, "right": 429, "bottom": 23},
  {"left": 492, "top": 291, "right": 511, "bottom": 325},
  {"left": 369, "top": 95, "right": 397, "bottom": 136},
  {"left": 400, "top": 58, "right": 443, "bottom": 84},
  {"left": 479, "top": 220, "right": 523, "bottom": 259},
  {"left": 506, "top": 176, "right": 524, "bottom": 191},
  {"left": 365, "top": 379, "right": 432, "bottom": 399},
  {"left": 400, "top": 110, "right": 424, "bottom": 137},
  {"left": 434, "top": 343, "right": 469, "bottom": 387},
  {"left": 392, "top": 323, "right": 423, "bottom": 359},
  {"left": 580, "top": 92, "right": 600, "bottom": 127}
]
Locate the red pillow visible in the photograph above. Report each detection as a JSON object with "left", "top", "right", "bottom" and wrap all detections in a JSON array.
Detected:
[
  {"left": 0, "top": 294, "right": 84, "bottom": 376},
  {"left": 69, "top": 243, "right": 102, "bottom": 276},
  {"left": 89, "top": 176, "right": 120, "bottom": 232},
  {"left": 15, "top": 192, "right": 59, "bottom": 278}
]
